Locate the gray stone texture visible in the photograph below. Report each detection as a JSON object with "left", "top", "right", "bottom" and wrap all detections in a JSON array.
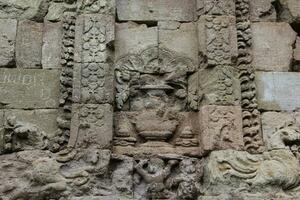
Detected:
[
  {"left": 249, "top": 0, "right": 277, "bottom": 22},
  {"left": 0, "top": 0, "right": 49, "bottom": 22},
  {"left": 42, "top": 21, "right": 63, "bottom": 69},
  {"left": 256, "top": 72, "right": 300, "bottom": 111},
  {"left": 197, "top": 15, "right": 238, "bottom": 67},
  {"left": 252, "top": 22, "right": 297, "bottom": 71},
  {"left": 197, "top": 0, "right": 235, "bottom": 16},
  {"left": 262, "top": 111, "right": 300, "bottom": 150},
  {"left": 0, "top": 19, "right": 17, "bottom": 67},
  {"left": 159, "top": 22, "right": 198, "bottom": 64},
  {"left": 293, "top": 37, "right": 300, "bottom": 71},
  {"left": 115, "top": 22, "right": 158, "bottom": 59},
  {"left": 4, "top": 109, "right": 59, "bottom": 138},
  {"left": 69, "top": 103, "right": 113, "bottom": 149},
  {"left": 16, "top": 20, "right": 43, "bottom": 69},
  {"left": 116, "top": 0, "right": 196, "bottom": 22},
  {"left": 278, "top": 0, "right": 300, "bottom": 25},
  {"left": 0, "top": 68, "right": 60, "bottom": 109}
]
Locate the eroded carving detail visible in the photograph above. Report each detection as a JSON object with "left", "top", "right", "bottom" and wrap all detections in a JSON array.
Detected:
[
  {"left": 56, "top": 14, "right": 76, "bottom": 152},
  {"left": 134, "top": 157, "right": 203, "bottom": 200},
  {"left": 235, "top": 0, "right": 264, "bottom": 152},
  {"left": 206, "top": 16, "right": 232, "bottom": 66},
  {"left": 3, "top": 115, "right": 48, "bottom": 153},
  {"left": 115, "top": 47, "right": 196, "bottom": 110}
]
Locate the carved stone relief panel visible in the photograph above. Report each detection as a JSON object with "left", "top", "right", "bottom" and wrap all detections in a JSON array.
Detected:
[
  {"left": 73, "top": 14, "right": 115, "bottom": 104},
  {"left": 69, "top": 103, "right": 113, "bottom": 149},
  {"left": 200, "top": 105, "right": 244, "bottom": 152},
  {"left": 113, "top": 111, "right": 200, "bottom": 156},
  {"left": 198, "top": 15, "right": 238, "bottom": 67},
  {"left": 197, "top": 66, "right": 241, "bottom": 106},
  {"left": 133, "top": 155, "right": 203, "bottom": 200},
  {"left": 197, "top": 0, "right": 236, "bottom": 16}
]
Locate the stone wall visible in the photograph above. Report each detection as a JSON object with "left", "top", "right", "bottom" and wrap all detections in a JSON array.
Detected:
[{"left": 0, "top": 0, "right": 300, "bottom": 200}]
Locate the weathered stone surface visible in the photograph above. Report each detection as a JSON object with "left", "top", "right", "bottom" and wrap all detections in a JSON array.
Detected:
[
  {"left": 159, "top": 22, "right": 198, "bottom": 64},
  {"left": 197, "top": 0, "right": 235, "bottom": 16},
  {"left": 4, "top": 109, "right": 59, "bottom": 138},
  {"left": 198, "top": 15, "right": 238, "bottom": 67},
  {"left": 204, "top": 149, "right": 300, "bottom": 191},
  {"left": 74, "top": 14, "right": 115, "bottom": 64},
  {"left": 113, "top": 111, "right": 201, "bottom": 156},
  {"left": 262, "top": 111, "right": 300, "bottom": 150},
  {"left": 0, "top": 150, "right": 66, "bottom": 199},
  {"left": 1, "top": 109, "right": 59, "bottom": 152},
  {"left": 256, "top": 72, "right": 300, "bottom": 111},
  {"left": 0, "top": 68, "right": 60, "bottom": 109},
  {"left": 77, "top": 0, "right": 115, "bottom": 15},
  {"left": 249, "top": 0, "right": 276, "bottom": 22},
  {"left": 197, "top": 66, "right": 241, "bottom": 106},
  {"left": 69, "top": 104, "right": 113, "bottom": 149},
  {"left": 16, "top": 20, "right": 43, "bottom": 68},
  {"left": 73, "top": 14, "right": 115, "bottom": 104},
  {"left": 115, "top": 22, "right": 158, "bottom": 59},
  {"left": 116, "top": 0, "right": 196, "bottom": 22},
  {"left": 73, "top": 63, "right": 114, "bottom": 104},
  {"left": 42, "top": 21, "right": 63, "bottom": 69},
  {"left": 200, "top": 106, "right": 244, "bottom": 152},
  {"left": 278, "top": 0, "right": 300, "bottom": 25},
  {"left": 0, "top": 0, "right": 49, "bottom": 22},
  {"left": 293, "top": 37, "right": 300, "bottom": 71},
  {"left": 252, "top": 22, "right": 297, "bottom": 71},
  {"left": 0, "top": 19, "right": 17, "bottom": 67}
]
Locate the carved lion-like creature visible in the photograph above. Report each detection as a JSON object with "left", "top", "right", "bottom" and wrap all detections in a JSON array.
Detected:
[{"left": 205, "top": 124, "right": 300, "bottom": 190}]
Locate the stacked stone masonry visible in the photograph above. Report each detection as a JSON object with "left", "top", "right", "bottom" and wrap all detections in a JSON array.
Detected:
[{"left": 1, "top": 0, "right": 300, "bottom": 199}]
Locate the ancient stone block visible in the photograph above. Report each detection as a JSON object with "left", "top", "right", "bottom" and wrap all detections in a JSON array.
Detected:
[
  {"left": 42, "top": 21, "right": 63, "bottom": 69},
  {"left": 0, "top": 110, "right": 4, "bottom": 153},
  {"left": 197, "top": 0, "right": 235, "bottom": 16},
  {"left": 159, "top": 22, "right": 198, "bottom": 64},
  {"left": 73, "top": 63, "right": 114, "bottom": 104},
  {"left": 113, "top": 111, "right": 201, "bottom": 156},
  {"left": 262, "top": 112, "right": 300, "bottom": 150},
  {"left": 16, "top": 20, "right": 43, "bottom": 68},
  {"left": 0, "top": 68, "right": 60, "bottom": 109},
  {"left": 0, "top": 19, "right": 17, "bottom": 67},
  {"left": 69, "top": 104, "right": 113, "bottom": 149},
  {"left": 73, "top": 14, "right": 115, "bottom": 104},
  {"left": 198, "top": 15, "right": 238, "bottom": 67},
  {"left": 200, "top": 106, "right": 244, "bottom": 152},
  {"left": 116, "top": 0, "right": 196, "bottom": 22},
  {"left": 115, "top": 22, "right": 158, "bottom": 59},
  {"left": 77, "top": 0, "right": 116, "bottom": 15},
  {"left": 277, "top": 0, "right": 300, "bottom": 25},
  {"left": 0, "top": 0, "right": 49, "bottom": 22},
  {"left": 256, "top": 72, "right": 300, "bottom": 111},
  {"left": 197, "top": 66, "right": 241, "bottom": 106},
  {"left": 1, "top": 109, "right": 58, "bottom": 153},
  {"left": 74, "top": 14, "right": 115, "bottom": 63},
  {"left": 205, "top": 149, "right": 300, "bottom": 192},
  {"left": 249, "top": 0, "right": 277, "bottom": 22},
  {"left": 252, "top": 22, "right": 297, "bottom": 71},
  {"left": 293, "top": 37, "right": 300, "bottom": 71}
]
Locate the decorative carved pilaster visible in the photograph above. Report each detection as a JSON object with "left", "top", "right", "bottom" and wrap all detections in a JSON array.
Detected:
[
  {"left": 56, "top": 14, "right": 76, "bottom": 152},
  {"left": 235, "top": 0, "right": 264, "bottom": 153}
]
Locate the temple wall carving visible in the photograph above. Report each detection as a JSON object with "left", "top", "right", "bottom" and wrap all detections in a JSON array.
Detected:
[{"left": 1, "top": 0, "right": 300, "bottom": 199}]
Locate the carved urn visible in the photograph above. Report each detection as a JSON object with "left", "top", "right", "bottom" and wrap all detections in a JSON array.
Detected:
[{"left": 135, "top": 109, "right": 178, "bottom": 147}]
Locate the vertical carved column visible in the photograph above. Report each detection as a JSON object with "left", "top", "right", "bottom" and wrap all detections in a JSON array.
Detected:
[
  {"left": 235, "top": 0, "right": 264, "bottom": 153},
  {"left": 69, "top": 14, "right": 115, "bottom": 149},
  {"left": 56, "top": 14, "right": 76, "bottom": 152}
]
